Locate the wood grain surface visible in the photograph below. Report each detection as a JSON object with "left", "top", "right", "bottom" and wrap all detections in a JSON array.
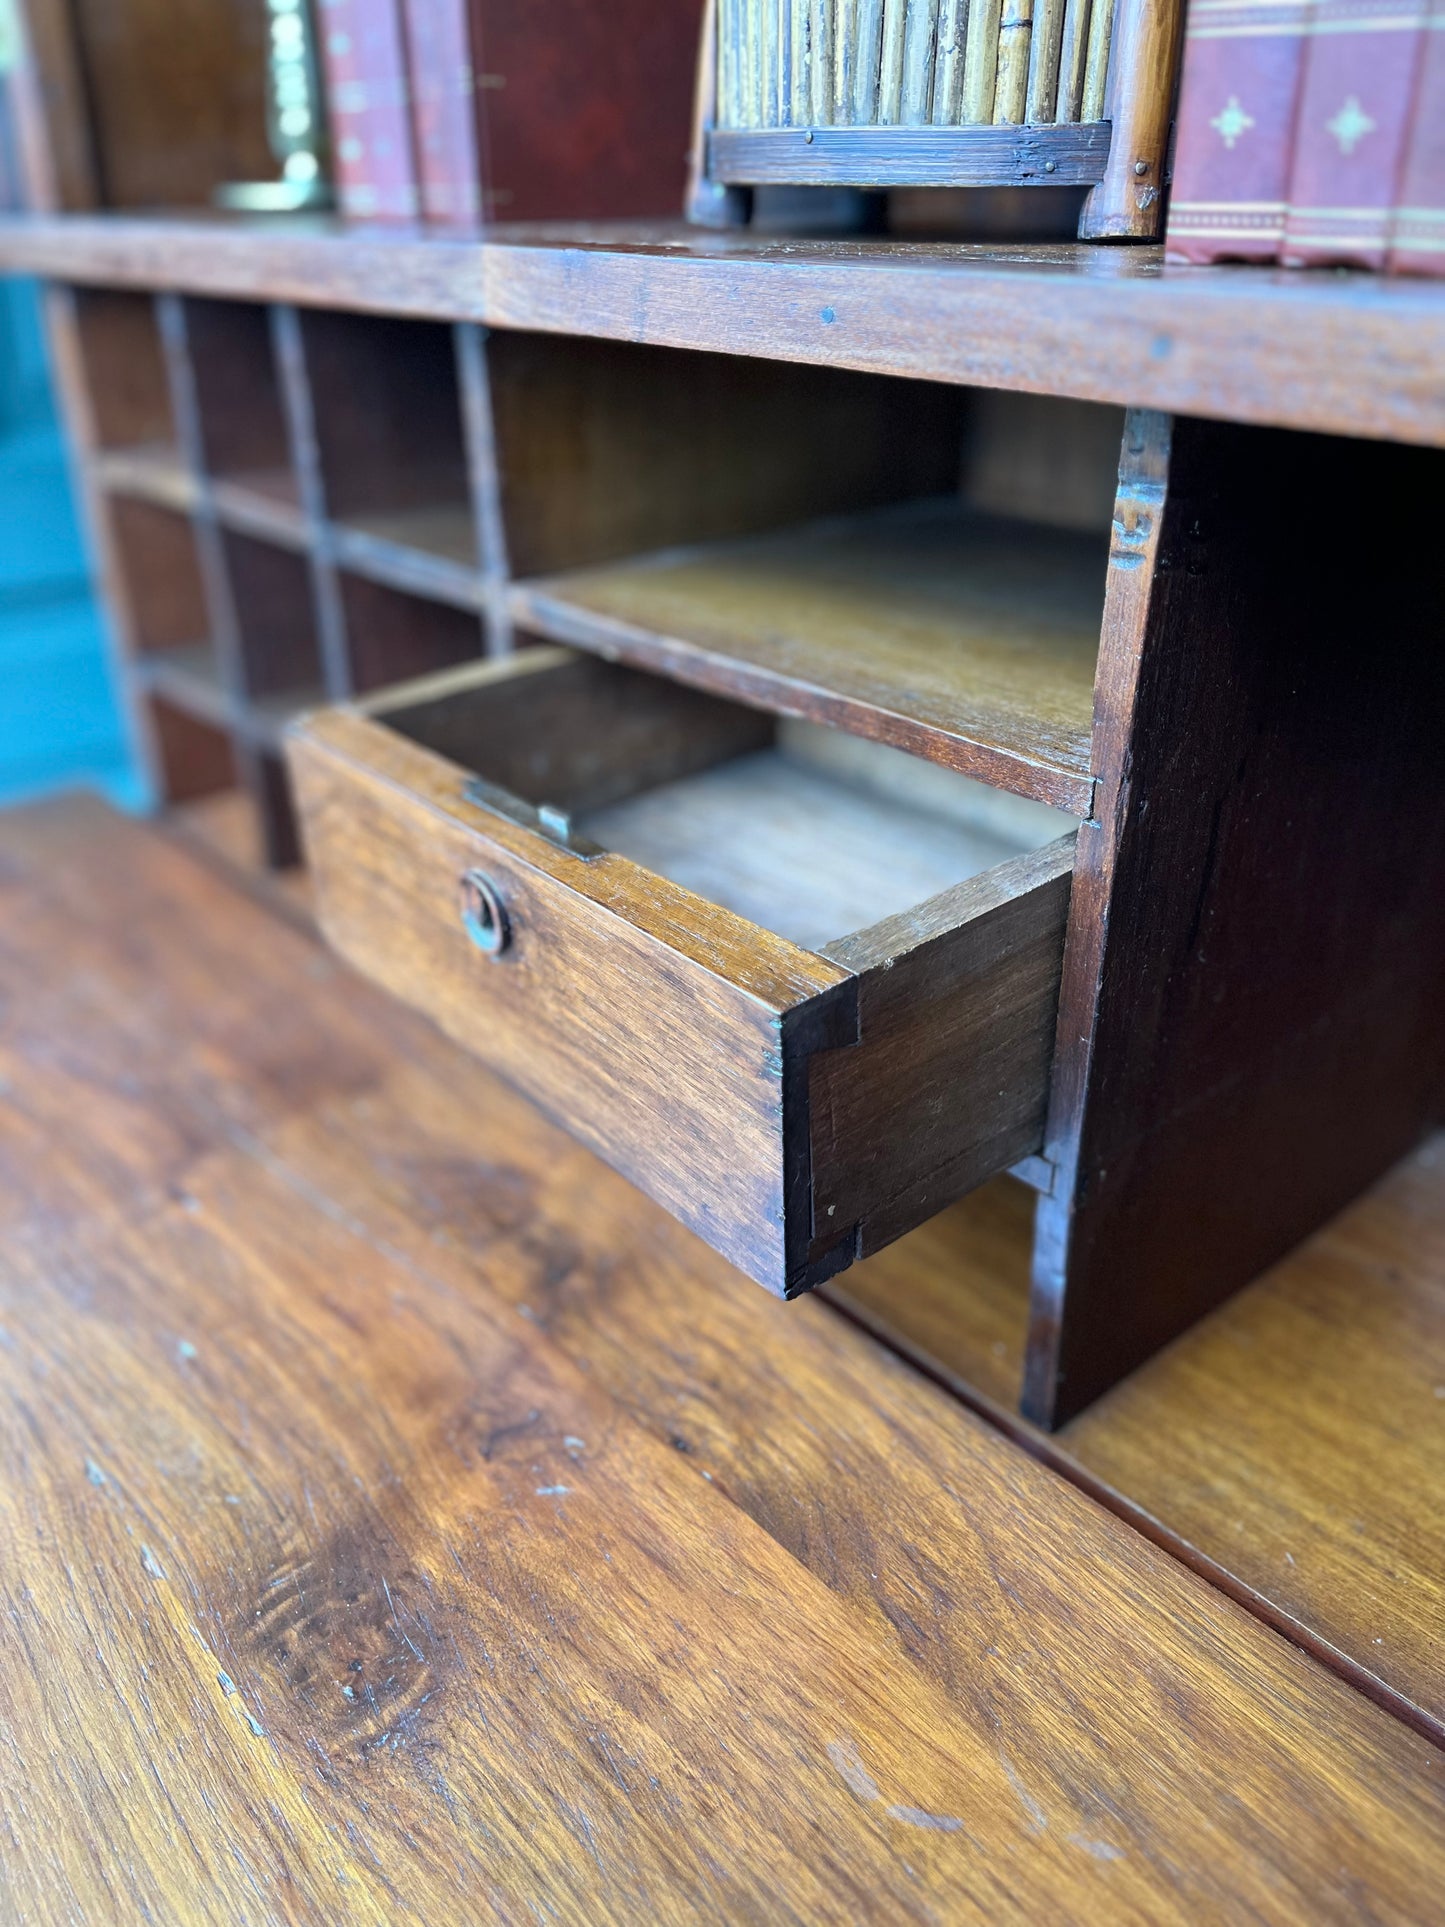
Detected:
[
  {"left": 288, "top": 696, "right": 860, "bottom": 1297},
  {"left": 4, "top": 215, "right": 1445, "bottom": 447},
  {"left": 4, "top": 796, "right": 1445, "bottom": 1924},
  {"left": 291, "top": 652, "right": 1072, "bottom": 1293},
  {"left": 837, "top": 1136, "right": 1445, "bottom": 1748},
  {"left": 512, "top": 498, "right": 1103, "bottom": 813},
  {"left": 1030, "top": 413, "right": 1445, "bottom": 1425}
]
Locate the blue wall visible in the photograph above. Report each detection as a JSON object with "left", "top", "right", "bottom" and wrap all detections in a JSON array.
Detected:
[{"left": 0, "top": 278, "right": 145, "bottom": 808}]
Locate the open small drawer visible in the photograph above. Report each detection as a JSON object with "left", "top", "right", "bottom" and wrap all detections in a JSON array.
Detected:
[{"left": 287, "top": 648, "right": 1076, "bottom": 1296}]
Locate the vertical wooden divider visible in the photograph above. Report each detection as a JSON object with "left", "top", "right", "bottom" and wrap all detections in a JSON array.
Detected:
[
  {"left": 454, "top": 321, "right": 513, "bottom": 658},
  {"left": 271, "top": 301, "right": 352, "bottom": 701},
  {"left": 1027, "top": 411, "right": 1445, "bottom": 1427},
  {"left": 156, "top": 291, "right": 298, "bottom": 867}
]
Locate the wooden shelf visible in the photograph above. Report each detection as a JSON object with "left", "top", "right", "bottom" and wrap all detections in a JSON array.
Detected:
[
  {"left": 5, "top": 214, "right": 1445, "bottom": 447},
  {"left": 512, "top": 498, "right": 1102, "bottom": 812},
  {"left": 134, "top": 642, "right": 230, "bottom": 730},
  {"left": 332, "top": 504, "right": 484, "bottom": 611},
  {"left": 134, "top": 641, "right": 321, "bottom": 750},
  {"left": 93, "top": 445, "right": 310, "bottom": 551},
  {"left": 93, "top": 442, "right": 194, "bottom": 513},
  {"left": 209, "top": 467, "right": 309, "bottom": 549}
]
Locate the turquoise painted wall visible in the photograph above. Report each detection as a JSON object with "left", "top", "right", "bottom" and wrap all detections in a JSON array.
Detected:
[{"left": 0, "top": 278, "right": 145, "bottom": 808}]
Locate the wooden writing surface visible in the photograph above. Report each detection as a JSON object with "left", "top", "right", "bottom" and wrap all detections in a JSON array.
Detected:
[{"left": 3, "top": 797, "right": 1445, "bottom": 1922}]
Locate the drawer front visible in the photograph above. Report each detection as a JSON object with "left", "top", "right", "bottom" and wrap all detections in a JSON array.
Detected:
[{"left": 288, "top": 707, "right": 858, "bottom": 1296}]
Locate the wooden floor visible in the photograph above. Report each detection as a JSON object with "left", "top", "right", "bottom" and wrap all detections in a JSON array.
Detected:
[{"left": 3, "top": 795, "right": 1445, "bottom": 1924}]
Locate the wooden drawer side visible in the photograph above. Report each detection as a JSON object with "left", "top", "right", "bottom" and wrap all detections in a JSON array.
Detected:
[
  {"left": 287, "top": 710, "right": 858, "bottom": 1295},
  {"left": 811, "top": 836, "right": 1076, "bottom": 1265}
]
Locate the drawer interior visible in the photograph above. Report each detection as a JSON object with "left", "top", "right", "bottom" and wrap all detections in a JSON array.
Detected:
[{"left": 377, "top": 649, "right": 1074, "bottom": 958}]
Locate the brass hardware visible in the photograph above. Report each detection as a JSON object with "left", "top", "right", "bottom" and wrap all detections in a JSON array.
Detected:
[{"left": 459, "top": 870, "right": 511, "bottom": 959}]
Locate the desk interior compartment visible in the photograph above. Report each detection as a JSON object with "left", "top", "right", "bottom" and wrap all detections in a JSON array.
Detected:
[{"left": 490, "top": 335, "right": 1120, "bottom": 814}]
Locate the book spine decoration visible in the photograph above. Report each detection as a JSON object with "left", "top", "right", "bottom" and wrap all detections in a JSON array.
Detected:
[
  {"left": 400, "top": 0, "right": 483, "bottom": 226},
  {"left": 316, "top": 0, "right": 417, "bottom": 220},
  {"left": 1282, "top": 0, "right": 1428, "bottom": 267},
  {"left": 1387, "top": 0, "right": 1445, "bottom": 275},
  {"left": 1165, "top": 0, "right": 1313, "bottom": 264}
]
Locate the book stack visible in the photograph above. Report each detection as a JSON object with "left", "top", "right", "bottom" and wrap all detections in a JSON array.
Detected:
[
  {"left": 314, "top": 0, "right": 702, "bottom": 227},
  {"left": 1166, "top": 0, "right": 1445, "bottom": 275}
]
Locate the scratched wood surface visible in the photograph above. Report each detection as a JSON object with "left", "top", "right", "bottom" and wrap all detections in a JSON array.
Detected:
[
  {"left": 5, "top": 215, "right": 1445, "bottom": 447},
  {"left": 4, "top": 795, "right": 1445, "bottom": 1924},
  {"left": 836, "top": 1140, "right": 1445, "bottom": 1747}
]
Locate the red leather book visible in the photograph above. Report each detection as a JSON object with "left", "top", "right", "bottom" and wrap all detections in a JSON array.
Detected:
[
  {"left": 1165, "top": 0, "right": 1313, "bottom": 264},
  {"left": 1388, "top": 6, "right": 1445, "bottom": 275},
  {"left": 1281, "top": 0, "right": 1428, "bottom": 268},
  {"left": 467, "top": 0, "right": 702, "bottom": 223},
  {"left": 316, "top": 0, "right": 419, "bottom": 221},
  {"left": 400, "top": 0, "right": 483, "bottom": 226}
]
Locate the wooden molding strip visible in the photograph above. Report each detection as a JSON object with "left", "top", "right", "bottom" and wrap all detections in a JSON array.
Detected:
[{"left": 709, "top": 122, "right": 1111, "bottom": 187}]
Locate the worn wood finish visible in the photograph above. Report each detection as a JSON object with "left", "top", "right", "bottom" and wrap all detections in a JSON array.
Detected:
[
  {"left": 708, "top": 122, "right": 1111, "bottom": 184},
  {"left": 288, "top": 651, "right": 1070, "bottom": 1296},
  {"left": 297, "top": 308, "right": 472, "bottom": 528},
  {"left": 145, "top": 695, "right": 236, "bottom": 803},
  {"left": 1028, "top": 415, "right": 1445, "bottom": 1426},
  {"left": 487, "top": 331, "right": 965, "bottom": 578},
  {"left": 1078, "top": 0, "right": 1183, "bottom": 241},
  {"left": 219, "top": 532, "right": 324, "bottom": 705},
  {"left": 454, "top": 322, "right": 514, "bottom": 657},
  {"left": 269, "top": 300, "right": 352, "bottom": 704},
  {"left": 92, "top": 442, "right": 195, "bottom": 514},
  {"left": 6, "top": 0, "right": 99, "bottom": 211},
  {"left": 107, "top": 495, "right": 210, "bottom": 657},
  {"left": 288, "top": 694, "right": 860, "bottom": 1298},
  {"left": 370, "top": 649, "right": 777, "bottom": 817},
  {"left": 835, "top": 1135, "right": 1445, "bottom": 1744},
  {"left": 35, "top": 282, "right": 162, "bottom": 795},
  {"left": 577, "top": 736, "right": 1054, "bottom": 951},
  {"left": 7, "top": 216, "right": 1445, "bottom": 447},
  {"left": 512, "top": 497, "right": 1104, "bottom": 813},
  {"left": 7, "top": 797, "right": 1445, "bottom": 1924},
  {"left": 812, "top": 835, "right": 1074, "bottom": 1262}
]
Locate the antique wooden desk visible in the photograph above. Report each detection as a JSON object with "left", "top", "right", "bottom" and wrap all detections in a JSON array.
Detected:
[
  {"left": 2, "top": 794, "right": 1444, "bottom": 1922},
  {"left": 1, "top": 213, "right": 1441, "bottom": 1430}
]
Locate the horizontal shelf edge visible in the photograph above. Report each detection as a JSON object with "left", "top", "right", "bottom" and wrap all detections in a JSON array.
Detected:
[
  {"left": 5, "top": 217, "right": 1444, "bottom": 447},
  {"left": 509, "top": 580, "right": 1096, "bottom": 818},
  {"left": 332, "top": 521, "right": 487, "bottom": 611},
  {"left": 708, "top": 123, "right": 1111, "bottom": 188}
]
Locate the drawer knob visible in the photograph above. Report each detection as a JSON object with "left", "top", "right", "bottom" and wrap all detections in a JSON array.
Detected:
[{"left": 458, "top": 869, "right": 511, "bottom": 958}]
